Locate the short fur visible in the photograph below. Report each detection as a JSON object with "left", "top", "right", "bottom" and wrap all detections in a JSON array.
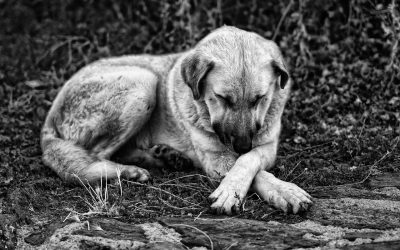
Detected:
[{"left": 41, "top": 26, "right": 312, "bottom": 214}]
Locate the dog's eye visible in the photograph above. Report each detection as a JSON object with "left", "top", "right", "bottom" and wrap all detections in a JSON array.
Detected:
[
  {"left": 216, "top": 94, "right": 234, "bottom": 107},
  {"left": 250, "top": 95, "right": 265, "bottom": 107}
]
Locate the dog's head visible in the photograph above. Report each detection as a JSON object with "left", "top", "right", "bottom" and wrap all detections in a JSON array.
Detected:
[{"left": 181, "top": 26, "right": 289, "bottom": 154}]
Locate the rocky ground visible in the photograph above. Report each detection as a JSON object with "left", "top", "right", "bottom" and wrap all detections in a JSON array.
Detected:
[{"left": 8, "top": 177, "right": 400, "bottom": 249}]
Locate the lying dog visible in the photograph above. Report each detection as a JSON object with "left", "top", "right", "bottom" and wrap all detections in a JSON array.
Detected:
[{"left": 41, "top": 26, "right": 312, "bottom": 214}]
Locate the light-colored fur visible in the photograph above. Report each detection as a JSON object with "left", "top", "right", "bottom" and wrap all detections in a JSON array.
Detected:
[{"left": 41, "top": 26, "right": 312, "bottom": 214}]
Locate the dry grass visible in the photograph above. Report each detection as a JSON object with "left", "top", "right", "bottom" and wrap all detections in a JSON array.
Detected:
[{"left": 66, "top": 170, "right": 124, "bottom": 220}]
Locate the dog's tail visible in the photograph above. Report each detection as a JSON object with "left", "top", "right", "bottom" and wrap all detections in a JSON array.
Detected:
[{"left": 40, "top": 113, "right": 127, "bottom": 184}]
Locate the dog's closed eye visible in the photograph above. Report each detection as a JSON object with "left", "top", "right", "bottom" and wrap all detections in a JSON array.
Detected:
[
  {"left": 250, "top": 95, "right": 265, "bottom": 107},
  {"left": 216, "top": 94, "right": 235, "bottom": 107}
]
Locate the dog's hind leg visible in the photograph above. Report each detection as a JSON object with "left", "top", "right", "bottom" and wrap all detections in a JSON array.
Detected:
[{"left": 41, "top": 66, "right": 158, "bottom": 183}]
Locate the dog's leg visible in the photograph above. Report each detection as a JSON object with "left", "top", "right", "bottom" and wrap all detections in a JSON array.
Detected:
[
  {"left": 42, "top": 138, "right": 151, "bottom": 183},
  {"left": 252, "top": 170, "right": 312, "bottom": 213},
  {"left": 208, "top": 148, "right": 263, "bottom": 215},
  {"left": 41, "top": 66, "right": 158, "bottom": 183},
  {"left": 209, "top": 141, "right": 312, "bottom": 214}
]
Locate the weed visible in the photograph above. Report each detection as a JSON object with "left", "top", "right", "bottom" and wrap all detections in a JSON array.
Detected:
[{"left": 66, "top": 169, "right": 124, "bottom": 220}]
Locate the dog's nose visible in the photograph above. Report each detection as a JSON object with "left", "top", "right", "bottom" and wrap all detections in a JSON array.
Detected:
[{"left": 232, "top": 135, "right": 252, "bottom": 154}]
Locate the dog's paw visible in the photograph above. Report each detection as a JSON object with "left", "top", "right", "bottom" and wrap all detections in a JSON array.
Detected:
[
  {"left": 253, "top": 171, "right": 312, "bottom": 214},
  {"left": 121, "top": 166, "right": 151, "bottom": 182},
  {"left": 149, "top": 144, "right": 192, "bottom": 170},
  {"left": 208, "top": 178, "right": 247, "bottom": 215}
]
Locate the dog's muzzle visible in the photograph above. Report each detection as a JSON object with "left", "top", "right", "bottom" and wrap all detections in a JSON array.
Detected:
[{"left": 212, "top": 123, "right": 253, "bottom": 154}]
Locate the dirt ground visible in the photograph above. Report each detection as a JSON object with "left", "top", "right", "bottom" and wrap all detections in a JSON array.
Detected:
[{"left": 0, "top": 1, "right": 399, "bottom": 249}]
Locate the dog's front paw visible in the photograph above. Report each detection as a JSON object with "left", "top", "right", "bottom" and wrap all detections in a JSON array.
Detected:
[
  {"left": 121, "top": 166, "right": 151, "bottom": 182},
  {"left": 209, "top": 178, "right": 248, "bottom": 215},
  {"left": 253, "top": 171, "right": 312, "bottom": 214}
]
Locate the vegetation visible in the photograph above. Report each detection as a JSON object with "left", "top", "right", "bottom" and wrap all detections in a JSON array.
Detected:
[{"left": 0, "top": 0, "right": 399, "bottom": 229}]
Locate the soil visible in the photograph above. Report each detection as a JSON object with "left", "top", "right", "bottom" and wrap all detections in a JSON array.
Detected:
[
  {"left": 13, "top": 185, "right": 400, "bottom": 249},
  {"left": 0, "top": 1, "right": 399, "bottom": 249}
]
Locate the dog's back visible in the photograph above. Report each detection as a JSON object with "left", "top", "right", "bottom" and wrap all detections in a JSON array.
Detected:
[{"left": 41, "top": 54, "right": 180, "bottom": 183}]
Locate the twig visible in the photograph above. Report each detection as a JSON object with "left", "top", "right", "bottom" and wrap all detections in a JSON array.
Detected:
[
  {"left": 158, "top": 198, "right": 200, "bottom": 211},
  {"left": 172, "top": 224, "right": 214, "bottom": 250},
  {"left": 125, "top": 180, "right": 202, "bottom": 207},
  {"left": 160, "top": 174, "right": 214, "bottom": 185},
  {"left": 289, "top": 168, "right": 307, "bottom": 182},
  {"left": 285, "top": 141, "right": 332, "bottom": 159},
  {"left": 194, "top": 210, "right": 205, "bottom": 221},
  {"left": 284, "top": 160, "right": 302, "bottom": 181},
  {"left": 261, "top": 210, "right": 278, "bottom": 219},
  {"left": 224, "top": 241, "right": 239, "bottom": 250},
  {"left": 272, "top": 0, "right": 295, "bottom": 41},
  {"left": 63, "top": 211, "right": 73, "bottom": 222},
  {"left": 194, "top": 216, "right": 239, "bottom": 221}
]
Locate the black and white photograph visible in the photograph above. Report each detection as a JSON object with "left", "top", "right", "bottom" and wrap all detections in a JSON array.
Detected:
[{"left": 0, "top": 0, "right": 399, "bottom": 249}]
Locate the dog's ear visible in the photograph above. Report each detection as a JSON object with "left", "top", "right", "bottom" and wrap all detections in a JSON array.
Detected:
[
  {"left": 181, "top": 52, "right": 214, "bottom": 100},
  {"left": 272, "top": 59, "right": 289, "bottom": 89}
]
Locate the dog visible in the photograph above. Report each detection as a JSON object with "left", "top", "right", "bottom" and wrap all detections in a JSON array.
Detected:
[{"left": 41, "top": 26, "right": 312, "bottom": 214}]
